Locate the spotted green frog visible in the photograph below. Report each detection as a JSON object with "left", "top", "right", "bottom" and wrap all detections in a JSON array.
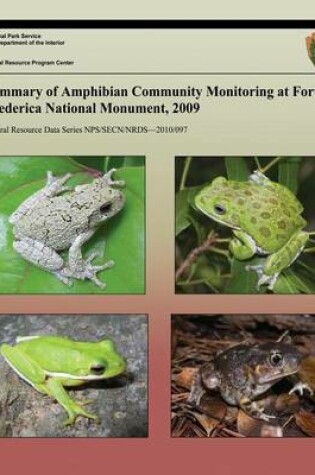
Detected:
[{"left": 195, "top": 170, "right": 309, "bottom": 290}]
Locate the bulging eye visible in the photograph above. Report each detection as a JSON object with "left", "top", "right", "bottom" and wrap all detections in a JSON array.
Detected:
[
  {"left": 100, "top": 203, "right": 113, "bottom": 214},
  {"left": 90, "top": 363, "right": 106, "bottom": 375},
  {"left": 270, "top": 352, "right": 284, "bottom": 367},
  {"left": 213, "top": 204, "right": 226, "bottom": 215}
]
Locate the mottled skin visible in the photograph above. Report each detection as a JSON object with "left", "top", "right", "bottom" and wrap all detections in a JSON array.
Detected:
[
  {"left": 10, "top": 169, "right": 125, "bottom": 288},
  {"left": 195, "top": 170, "right": 309, "bottom": 290},
  {"left": 1, "top": 335, "right": 126, "bottom": 425},
  {"left": 188, "top": 338, "right": 312, "bottom": 421}
]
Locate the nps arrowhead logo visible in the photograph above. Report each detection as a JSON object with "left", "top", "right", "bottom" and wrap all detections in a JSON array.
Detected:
[{"left": 306, "top": 33, "right": 315, "bottom": 66}]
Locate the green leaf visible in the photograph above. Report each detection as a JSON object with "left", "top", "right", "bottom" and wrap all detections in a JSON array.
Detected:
[
  {"left": 273, "top": 269, "right": 311, "bottom": 294},
  {"left": 225, "top": 157, "right": 250, "bottom": 181},
  {"left": 193, "top": 256, "right": 222, "bottom": 291},
  {"left": 72, "top": 157, "right": 107, "bottom": 171},
  {"left": 175, "top": 187, "right": 199, "bottom": 236},
  {"left": 123, "top": 156, "right": 145, "bottom": 167},
  {"left": 224, "top": 256, "right": 265, "bottom": 294},
  {"left": 274, "top": 262, "right": 315, "bottom": 294},
  {"left": 278, "top": 157, "right": 301, "bottom": 194},
  {"left": 0, "top": 157, "right": 144, "bottom": 294}
]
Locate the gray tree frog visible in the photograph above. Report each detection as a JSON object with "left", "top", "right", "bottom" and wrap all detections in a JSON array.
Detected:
[
  {"left": 195, "top": 170, "right": 309, "bottom": 290},
  {"left": 10, "top": 168, "right": 125, "bottom": 288}
]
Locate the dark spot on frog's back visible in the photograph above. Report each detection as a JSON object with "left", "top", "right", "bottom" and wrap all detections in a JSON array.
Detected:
[
  {"left": 260, "top": 211, "right": 271, "bottom": 219},
  {"left": 237, "top": 198, "right": 246, "bottom": 206},
  {"left": 277, "top": 220, "right": 287, "bottom": 230},
  {"left": 259, "top": 226, "right": 271, "bottom": 237},
  {"left": 289, "top": 204, "right": 299, "bottom": 214},
  {"left": 276, "top": 233, "right": 287, "bottom": 241},
  {"left": 232, "top": 183, "right": 241, "bottom": 190},
  {"left": 269, "top": 197, "right": 278, "bottom": 205},
  {"left": 244, "top": 190, "right": 253, "bottom": 196},
  {"left": 253, "top": 202, "right": 261, "bottom": 209},
  {"left": 251, "top": 216, "right": 257, "bottom": 224}
]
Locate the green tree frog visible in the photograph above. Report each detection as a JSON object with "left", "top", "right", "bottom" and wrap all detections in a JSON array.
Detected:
[
  {"left": 1, "top": 335, "right": 126, "bottom": 425},
  {"left": 195, "top": 170, "right": 309, "bottom": 290}
]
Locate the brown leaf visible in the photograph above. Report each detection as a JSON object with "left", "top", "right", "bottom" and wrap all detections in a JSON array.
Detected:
[
  {"left": 275, "top": 393, "right": 300, "bottom": 414},
  {"left": 174, "top": 367, "right": 198, "bottom": 390},
  {"left": 187, "top": 410, "right": 220, "bottom": 437},
  {"left": 225, "top": 405, "right": 239, "bottom": 423},
  {"left": 306, "top": 33, "right": 315, "bottom": 57},
  {"left": 237, "top": 410, "right": 263, "bottom": 437},
  {"left": 260, "top": 424, "right": 283, "bottom": 438},
  {"left": 298, "top": 356, "right": 315, "bottom": 392},
  {"left": 295, "top": 411, "right": 315, "bottom": 437},
  {"left": 171, "top": 392, "right": 190, "bottom": 403},
  {"left": 199, "top": 395, "right": 227, "bottom": 420}
]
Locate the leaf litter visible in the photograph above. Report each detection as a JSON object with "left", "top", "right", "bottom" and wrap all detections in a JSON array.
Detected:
[{"left": 171, "top": 314, "right": 315, "bottom": 437}]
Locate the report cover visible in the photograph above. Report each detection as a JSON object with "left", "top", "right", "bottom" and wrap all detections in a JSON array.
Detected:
[{"left": 0, "top": 23, "right": 314, "bottom": 475}]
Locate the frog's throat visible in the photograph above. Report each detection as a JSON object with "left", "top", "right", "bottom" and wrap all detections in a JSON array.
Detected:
[{"left": 2, "top": 356, "right": 41, "bottom": 391}]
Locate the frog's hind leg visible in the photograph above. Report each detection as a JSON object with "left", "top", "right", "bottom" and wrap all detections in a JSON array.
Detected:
[
  {"left": 9, "top": 172, "right": 72, "bottom": 224},
  {"left": 63, "top": 230, "right": 114, "bottom": 288},
  {"left": 247, "top": 230, "right": 309, "bottom": 290},
  {"left": 245, "top": 264, "right": 279, "bottom": 291},
  {"left": 0, "top": 343, "right": 46, "bottom": 390},
  {"left": 13, "top": 237, "right": 72, "bottom": 286}
]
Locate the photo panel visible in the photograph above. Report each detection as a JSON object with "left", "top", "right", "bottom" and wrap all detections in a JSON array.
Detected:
[
  {"left": 0, "top": 155, "right": 145, "bottom": 294},
  {"left": 171, "top": 314, "right": 315, "bottom": 437},
  {"left": 0, "top": 314, "right": 148, "bottom": 437},
  {"left": 175, "top": 157, "right": 315, "bottom": 294}
]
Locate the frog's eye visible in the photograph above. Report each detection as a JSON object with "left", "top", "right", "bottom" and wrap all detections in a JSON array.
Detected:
[
  {"left": 90, "top": 363, "right": 106, "bottom": 375},
  {"left": 270, "top": 352, "right": 284, "bottom": 367},
  {"left": 213, "top": 204, "right": 227, "bottom": 215}
]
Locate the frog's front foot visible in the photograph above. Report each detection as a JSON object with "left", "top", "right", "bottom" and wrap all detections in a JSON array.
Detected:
[
  {"left": 45, "top": 171, "right": 73, "bottom": 195},
  {"left": 242, "top": 400, "right": 276, "bottom": 421},
  {"left": 249, "top": 170, "right": 269, "bottom": 186},
  {"left": 103, "top": 168, "right": 125, "bottom": 188},
  {"left": 63, "top": 400, "right": 99, "bottom": 426},
  {"left": 187, "top": 371, "right": 206, "bottom": 406},
  {"left": 245, "top": 264, "right": 279, "bottom": 291},
  {"left": 289, "top": 382, "right": 314, "bottom": 397},
  {"left": 256, "top": 412, "right": 277, "bottom": 422}
]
